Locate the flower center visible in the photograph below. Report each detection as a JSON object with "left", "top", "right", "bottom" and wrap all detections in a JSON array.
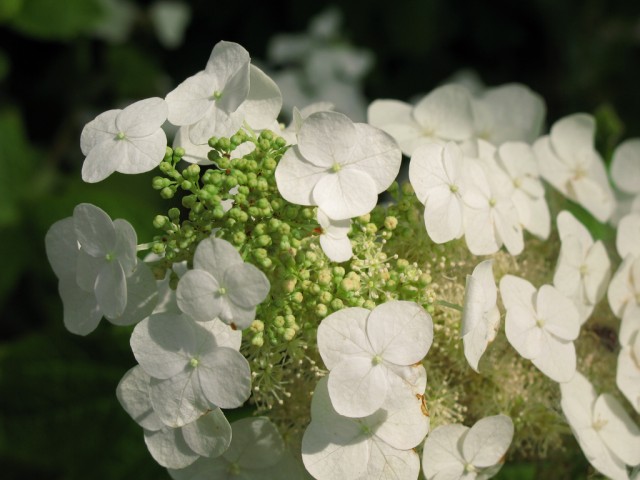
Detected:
[
  {"left": 331, "top": 162, "right": 342, "bottom": 173},
  {"left": 573, "top": 166, "right": 587, "bottom": 180},
  {"left": 218, "top": 287, "right": 227, "bottom": 295},
  {"left": 592, "top": 415, "right": 608, "bottom": 431},
  {"left": 464, "top": 463, "right": 477, "bottom": 473},
  {"left": 489, "top": 197, "right": 497, "bottom": 207},
  {"left": 105, "top": 252, "right": 114, "bottom": 262},
  {"left": 189, "top": 357, "right": 199, "bottom": 368},
  {"left": 536, "top": 317, "right": 545, "bottom": 328},
  {"left": 212, "top": 90, "right": 223, "bottom": 100},
  {"left": 579, "top": 263, "right": 589, "bottom": 276},
  {"left": 513, "top": 177, "right": 522, "bottom": 188},
  {"left": 228, "top": 463, "right": 241, "bottom": 475},
  {"left": 116, "top": 131, "right": 126, "bottom": 140},
  {"left": 371, "top": 355, "right": 383, "bottom": 366},
  {"left": 449, "top": 184, "right": 459, "bottom": 193}
]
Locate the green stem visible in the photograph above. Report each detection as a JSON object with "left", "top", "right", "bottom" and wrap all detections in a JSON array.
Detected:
[{"left": 437, "top": 300, "right": 463, "bottom": 312}]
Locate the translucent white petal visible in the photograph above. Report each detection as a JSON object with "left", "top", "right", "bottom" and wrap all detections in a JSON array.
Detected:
[
  {"left": 499, "top": 274, "right": 537, "bottom": 312},
  {"left": 320, "top": 234, "right": 353, "bottom": 262},
  {"left": 505, "top": 304, "right": 542, "bottom": 360},
  {"left": 617, "top": 344, "right": 640, "bottom": 413},
  {"left": 73, "top": 203, "right": 115, "bottom": 256},
  {"left": 224, "top": 263, "right": 270, "bottom": 308},
  {"left": 110, "top": 261, "right": 158, "bottom": 326},
  {"left": 95, "top": 260, "right": 127, "bottom": 319},
  {"left": 58, "top": 277, "right": 102, "bottom": 335},
  {"left": 181, "top": 408, "right": 231, "bottom": 458},
  {"left": 80, "top": 109, "right": 119, "bottom": 155},
  {"left": 533, "top": 136, "right": 572, "bottom": 194},
  {"left": 493, "top": 201, "right": 524, "bottom": 256},
  {"left": 366, "top": 301, "right": 433, "bottom": 365},
  {"left": 45, "top": 217, "right": 79, "bottom": 279},
  {"left": 557, "top": 210, "right": 592, "bottom": 245},
  {"left": 423, "top": 189, "right": 465, "bottom": 243},
  {"left": 531, "top": 333, "right": 576, "bottom": 382},
  {"left": 617, "top": 213, "right": 640, "bottom": 258},
  {"left": 312, "top": 168, "right": 378, "bottom": 220},
  {"left": 204, "top": 41, "right": 250, "bottom": 95},
  {"left": 198, "top": 347, "right": 251, "bottom": 409},
  {"left": 550, "top": 113, "right": 595, "bottom": 162},
  {"left": 224, "top": 417, "right": 285, "bottom": 469},
  {"left": 349, "top": 123, "right": 401, "bottom": 191},
  {"left": 115, "top": 130, "right": 167, "bottom": 175},
  {"left": 130, "top": 314, "right": 194, "bottom": 379},
  {"left": 144, "top": 427, "right": 198, "bottom": 469},
  {"left": 570, "top": 176, "right": 614, "bottom": 223},
  {"left": 74, "top": 247, "right": 101, "bottom": 291},
  {"left": 176, "top": 270, "right": 222, "bottom": 322},
  {"left": 149, "top": 369, "right": 210, "bottom": 428},
  {"left": 413, "top": 84, "right": 474, "bottom": 141},
  {"left": 535, "top": 285, "right": 580, "bottom": 341},
  {"left": 116, "top": 365, "right": 164, "bottom": 431},
  {"left": 274, "top": 146, "right": 327, "bottom": 206},
  {"left": 463, "top": 203, "right": 500, "bottom": 255},
  {"left": 81, "top": 137, "right": 122, "bottom": 183},
  {"left": 193, "top": 237, "right": 242, "bottom": 275},
  {"left": 366, "top": 436, "right": 421, "bottom": 480},
  {"left": 560, "top": 372, "right": 598, "bottom": 431},
  {"left": 240, "top": 65, "right": 283, "bottom": 130},
  {"left": 297, "top": 111, "right": 357, "bottom": 168},
  {"left": 113, "top": 218, "right": 138, "bottom": 275},
  {"left": 173, "top": 126, "right": 214, "bottom": 165},
  {"left": 317, "top": 307, "right": 372, "bottom": 370},
  {"left": 318, "top": 208, "right": 351, "bottom": 237},
  {"left": 201, "top": 318, "right": 241, "bottom": 351},
  {"left": 367, "top": 99, "right": 413, "bottom": 129},
  {"left": 462, "top": 414, "right": 514, "bottom": 468},
  {"left": 409, "top": 142, "right": 450, "bottom": 203},
  {"left": 216, "top": 61, "right": 250, "bottom": 114},
  {"left": 582, "top": 241, "right": 611, "bottom": 304},
  {"left": 216, "top": 298, "right": 256, "bottom": 329},
  {"left": 188, "top": 106, "right": 244, "bottom": 145},
  {"left": 421, "top": 424, "right": 467, "bottom": 480},
  {"left": 166, "top": 71, "right": 217, "bottom": 127},
  {"left": 611, "top": 138, "right": 640, "bottom": 194},
  {"left": 594, "top": 393, "right": 640, "bottom": 465},
  {"left": 116, "top": 97, "right": 168, "bottom": 137},
  {"left": 608, "top": 256, "right": 635, "bottom": 318}
]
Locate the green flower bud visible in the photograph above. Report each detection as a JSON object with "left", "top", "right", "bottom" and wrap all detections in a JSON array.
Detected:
[
  {"left": 173, "top": 147, "right": 185, "bottom": 158},
  {"left": 152, "top": 176, "right": 166, "bottom": 190},
  {"left": 225, "top": 175, "right": 238, "bottom": 189},
  {"left": 232, "top": 231, "right": 246, "bottom": 245},
  {"left": 164, "top": 146, "right": 173, "bottom": 159},
  {"left": 251, "top": 335, "right": 264, "bottom": 347},
  {"left": 283, "top": 328, "right": 296, "bottom": 341},
  {"left": 208, "top": 137, "right": 218, "bottom": 148},
  {"left": 212, "top": 205, "right": 225, "bottom": 219},
  {"left": 168, "top": 208, "right": 181, "bottom": 220},
  {"left": 153, "top": 215, "right": 167, "bottom": 229},
  {"left": 283, "top": 277, "right": 297, "bottom": 293},
  {"left": 152, "top": 242, "right": 165, "bottom": 254},
  {"left": 365, "top": 223, "right": 378, "bottom": 234},
  {"left": 274, "top": 136, "right": 287, "bottom": 148},
  {"left": 256, "top": 234, "right": 271, "bottom": 247},
  {"left": 253, "top": 248, "right": 268, "bottom": 260},
  {"left": 357, "top": 213, "right": 371, "bottom": 224},
  {"left": 181, "top": 180, "right": 193, "bottom": 190},
  {"left": 230, "top": 134, "right": 243, "bottom": 147},
  {"left": 363, "top": 299, "right": 376, "bottom": 310},
  {"left": 217, "top": 137, "right": 231, "bottom": 150},
  {"left": 331, "top": 298, "right": 344, "bottom": 310},
  {"left": 319, "top": 291, "right": 333, "bottom": 303},
  {"left": 315, "top": 303, "right": 328, "bottom": 317},
  {"left": 160, "top": 186, "right": 174, "bottom": 199},
  {"left": 401, "top": 182, "right": 415, "bottom": 196},
  {"left": 384, "top": 216, "right": 398, "bottom": 230},
  {"left": 263, "top": 157, "right": 277, "bottom": 170},
  {"left": 274, "top": 316, "right": 285, "bottom": 327},
  {"left": 332, "top": 266, "right": 345, "bottom": 278},
  {"left": 271, "top": 198, "right": 284, "bottom": 211},
  {"left": 291, "top": 291, "right": 303, "bottom": 303}
]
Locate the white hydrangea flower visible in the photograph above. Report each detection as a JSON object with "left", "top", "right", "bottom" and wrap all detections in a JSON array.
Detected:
[
  {"left": 495, "top": 141, "right": 550, "bottom": 239},
  {"left": 608, "top": 255, "right": 640, "bottom": 323},
  {"left": 317, "top": 300, "right": 433, "bottom": 417},
  {"left": 168, "top": 417, "right": 303, "bottom": 480},
  {"left": 277, "top": 101, "right": 335, "bottom": 145},
  {"left": 130, "top": 314, "right": 249, "bottom": 428},
  {"left": 301, "top": 375, "right": 426, "bottom": 480},
  {"left": 408, "top": 141, "right": 488, "bottom": 244},
  {"left": 617, "top": 213, "right": 640, "bottom": 259},
  {"left": 274, "top": 111, "right": 401, "bottom": 221},
  {"left": 116, "top": 365, "right": 232, "bottom": 469},
  {"left": 560, "top": 372, "right": 640, "bottom": 480},
  {"left": 317, "top": 208, "right": 352, "bottom": 262},
  {"left": 554, "top": 210, "right": 611, "bottom": 324},
  {"left": 472, "top": 83, "right": 545, "bottom": 146},
  {"left": 80, "top": 97, "right": 168, "bottom": 183},
  {"left": 45, "top": 205, "right": 158, "bottom": 334},
  {"left": 461, "top": 260, "right": 500, "bottom": 372},
  {"left": 368, "top": 84, "right": 475, "bottom": 156},
  {"left": 533, "top": 113, "right": 615, "bottom": 223},
  {"left": 176, "top": 237, "right": 269, "bottom": 329},
  {"left": 500, "top": 275, "right": 580, "bottom": 382},
  {"left": 166, "top": 41, "right": 282, "bottom": 144},
  {"left": 611, "top": 138, "right": 640, "bottom": 197},
  {"left": 422, "top": 414, "right": 514, "bottom": 480}
]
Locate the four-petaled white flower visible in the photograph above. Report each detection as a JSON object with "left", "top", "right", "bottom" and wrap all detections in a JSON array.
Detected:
[
  {"left": 81, "top": 97, "right": 168, "bottom": 183},
  {"left": 368, "top": 84, "right": 474, "bottom": 156},
  {"left": 500, "top": 275, "right": 580, "bottom": 382},
  {"left": 317, "top": 208, "right": 352, "bottom": 262},
  {"left": 130, "top": 314, "right": 250, "bottom": 428},
  {"left": 421, "top": 414, "right": 514, "bottom": 480},
  {"left": 275, "top": 110, "right": 401, "bottom": 220},
  {"left": 317, "top": 300, "right": 433, "bottom": 417},
  {"left": 554, "top": 210, "right": 611, "bottom": 324},
  {"left": 560, "top": 372, "right": 640, "bottom": 480},
  {"left": 116, "top": 365, "right": 232, "bottom": 469},
  {"left": 177, "top": 237, "right": 270, "bottom": 329},
  {"left": 302, "top": 375, "right": 426, "bottom": 480},
  {"left": 461, "top": 260, "right": 500, "bottom": 372},
  {"left": 534, "top": 113, "right": 615, "bottom": 222}
]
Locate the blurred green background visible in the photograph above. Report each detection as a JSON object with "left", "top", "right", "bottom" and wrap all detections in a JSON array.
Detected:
[{"left": 1, "top": 0, "right": 639, "bottom": 478}]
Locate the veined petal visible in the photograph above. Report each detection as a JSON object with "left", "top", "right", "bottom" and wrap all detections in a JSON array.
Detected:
[
  {"left": 204, "top": 41, "right": 250, "bottom": 88},
  {"left": 166, "top": 71, "right": 217, "bottom": 127},
  {"left": 143, "top": 427, "right": 198, "bottom": 469},
  {"left": 80, "top": 109, "right": 119, "bottom": 155},
  {"left": 536, "top": 285, "right": 580, "bottom": 341},
  {"left": 116, "top": 366, "right": 164, "bottom": 431},
  {"left": 593, "top": 393, "right": 640, "bottom": 465},
  {"left": 181, "top": 408, "right": 231, "bottom": 458},
  {"left": 81, "top": 137, "right": 123, "bottom": 183},
  {"left": 274, "top": 146, "right": 327, "bottom": 206},
  {"left": 297, "top": 111, "right": 357, "bottom": 168},
  {"left": 349, "top": 123, "right": 401, "bottom": 191},
  {"left": 176, "top": 269, "right": 221, "bottom": 323},
  {"left": 320, "top": 234, "right": 353, "bottom": 262},
  {"left": 313, "top": 168, "right": 378, "bottom": 220},
  {"left": 240, "top": 65, "right": 283, "bottom": 130},
  {"left": 110, "top": 261, "right": 158, "bottom": 326},
  {"left": 173, "top": 126, "right": 215, "bottom": 165},
  {"left": 224, "top": 263, "right": 270, "bottom": 309},
  {"left": 116, "top": 130, "right": 167, "bottom": 175},
  {"left": 113, "top": 218, "right": 137, "bottom": 275},
  {"left": 188, "top": 106, "right": 244, "bottom": 144},
  {"left": 531, "top": 333, "right": 576, "bottom": 383},
  {"left": 58, "top": 277, "right": 102, "bottom": 335},
  {"left": 421, "top": 424, "right": 467, "bottom": 480},
  {"left": 328, "top": 355, "right": 388, "bottom": 417},
  {"left": 317, "top": 307, "right": 371, "bottom": 370},
  {"left": 505, "top": 304, "right": 542, "bottom": 360},
  {"left": 198, "top": 347, "right": 251, "bottom": 409},
  {"left": 413, "top": 84, "right": 474, "bottom": 141},
  {"left": 45, "top": 217, "right": 79, "bottom": 280},
  {"left": 462, "top": 414, "right": 514, "bottom": 468},
  {"left": 73, "top": 203, "right": 115, "bottom": 256},
  {"left": 193, "top": 237, "right": 243, "bottom": 275},
  {"left": 149, "top": 369, "right": 209, "bottom": 428},
  {"left": 116, "top": 97, "right": 168, "bottom": 137},
  {"left": 95, "top": 260, "right": 127, "bottom": 319}
]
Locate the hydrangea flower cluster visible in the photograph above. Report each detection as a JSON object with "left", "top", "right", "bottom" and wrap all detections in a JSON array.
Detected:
[{"left": 45, "top": 39, "right": 640, "bottom": 479}]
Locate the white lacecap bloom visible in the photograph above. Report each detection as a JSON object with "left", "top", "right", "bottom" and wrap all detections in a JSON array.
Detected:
[
  {"left": 166, "top": 41, "right": 282, "bottom": 144},
  {"left": 176, "top": 237, "right": 270, "bottom": 329},
  {"left": 368, "top": 83, "right": 475, "bottom": 156},
  {"left": 45, "top": 204, "right": 158, "bottom": 334},
  {"left": 554, "top": 210, "right": 611, "bottom": 324},
  {"left": 301, "top": 375, "right": 426, "bottom": 480},
  {"left": 317, "top": 300, "right": 433, "bottom": 418},
  {"left": 533, "top": 113, "right": 615, "bottom": 223},
  {"left": 275, "top": 110, "right": 401, "bottom": 221},
  {"left": 317, "top": 208, "right": 352, "bottom": 262},
  {"left": 560, "top": 372, "right": 640, "bottom": 480},
  {"left": 169, "top": 417, "right": 305, "bottom": 480},
  {"left": 116, "top": 365, "right": 232, "bottom": 469},
  {"left": 421, "top": 414, "right": 514, "bottom": 480},
  {"left": 130, "top": 314, "right": 249, "bottom": 428},
  {"left": 500, "top": 275, "right": 579, "bottom": 382},
  {"left": 617, "top": 213, "right": 640, "bottom": 259},
  {"left": 461, "top": 260, "right": 500, "bottom": 372},
  {"left": 81, "top": 97, "right": 168, "bottom": 183}
]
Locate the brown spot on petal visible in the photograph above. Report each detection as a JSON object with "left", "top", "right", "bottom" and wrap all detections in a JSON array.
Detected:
[
  {"left": 418, "top": 394, "right": 429, "bottom": 417},
  {"left": 230, "top": 322, "right": 238, "bottom": 330}
]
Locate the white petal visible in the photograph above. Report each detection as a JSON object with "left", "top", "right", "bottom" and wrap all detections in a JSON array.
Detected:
[
  {"left": 224, "top": 263, "right": 270, "bottom": 309},
  {"left": 408, "top": 142, "right": 450, "bottom": 203},
  {"left": 240, "top": 65, "right": 283, "bottom": 130},
  {"left": 557, "top": 210, "right": 592, "bottom": 245},
  {"left": 560, "top": 372, "right": 597, "bottom": 431},
  {"left": 176, "top": 270, "right": 221, "bottom": 322},
  {"left": 81, "top": 138, "right": 122, "bottom": 183},
  {"left": 80, "top": 109, "right": 119, "bottom": 155},
  {"left": 366, "top": 301, "right": 433, "bottom": 365},
  {"left": 113, "top": 218, "right": 138, "bottom": 274},
  {"left": 115, "top": 130, "right": 167, "bottom": 175},
  {"left": 328, "top": 356, "right": 389, "bottom": 418},
  {"left": 173, "top": 126, "right": 214, "bottom": 165},
  {"left": 149, "top": 369, "right": 209, "bottom": 428},
  {"left": 550, "top": 113, "right": 595, "bottom": 161},
  {"left": 570, "top": 176, "right": 614, "bottom": 223},
  {"left": 144, "top": 427, "right": 198, "bottom": 469},
  {"left": 462, "top": 414, "right": 514, "bottom": 468},
  {"left": 582, "top": 241, "right": 611, "bottom": 304},
  {"left": 74, "top": 249, "right": 101, "bottom": 291},
  {"left": 505, "top": 304, "right": 542, "bottom": 360},
  {"left": 349, "top": 123, "right": 401, "bottom": 192},
  {"left": 224, "top": 417, "right": 285, "bottom": 469},
  {"left": 274, "top": 146, "right": 327, "bottom": 206},
  {"left": 73, "top": 203, "right": 115, "bottom": 256},
  {"left": 366, "top": 437, "right": 421, "bottom": 480},
  {"left": 297, "top": 111, "right": 357, "bottom": 168},
  {"left": 594, "top": 393, "right": 640, "bottom": 465},
  {"left": 533, "top": 136, "right": 572, "bottom": 195},
  {"left": 499, "top": 274, "right": 536, "bottom": 312},
  {"left": 313, "top": 168, "right": 378, "bottom": 220},
  {"left": 193, "top": 237, "right": 243, "bottom": 276},
  {"left": 535, "top": 285, "right": 580, "bottom": 341},
  {"left": 45, "top": 217, "right": 79, "bottom": 279},
  {"left": 201, "top": 318, "right": 242, "bottom": 351},
  {"left": 197, "top": 347, "right": 251, "bottom": 409},
  {"left": 110, "top": 261, "right": 158, "bottom": 326},
  {"left": 413, "top": 84, "right": 474, "bottom": 141},
  {"left": 317, "top": 307, "right": 372, "bottom": 370},
  {"left": 531, "top": 333, "right": 576, "bottom": 383},
  {"left": 181, "top": 408, "right": 231, "bottom": 458},
  {"left": 320, "top": 234, "right": 353, "bottom": 262},
  {"left": 617, "top": 344, "right": 640, "bottom": 413},
  {"left": 421, "top": 424, "right": 467, "bottom": 480},
  {"left": 116, "top": 365, "right": 164, "bottom": 431},
  {"left": 608, "top": 256, "right": 635, "bottom": 318},
  {"left": 189, "top": 106, "right": 244, "bottom": 145},
  {"left": 204, "top": 41, "right": 250, "bottom": 106},
  {"left": 116, "top": 97, "right": 168, "bottom": 137},
  {"left": 368, "top": 99, "right": 413, "bottom": 128},
  {"left": 95, "top": 261, "right": 127, "bottom": 319},
  {"left": 130, "top": 314, "right": 194, "bottom": 379},
  {"left": 611, "top": 138, "right": 640, "bottom": 194},
  {"left": 617, "top": 213, "right": 640, "bottom": 258},
  {"left": 58, "top": 277, "right": 102, "bottom": 335},
  {"left": 463, "top": 202, "right": 500, "bottom": 255},
  {"left": 166, "top": 71, "right": 217, "bottom": 127}
]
